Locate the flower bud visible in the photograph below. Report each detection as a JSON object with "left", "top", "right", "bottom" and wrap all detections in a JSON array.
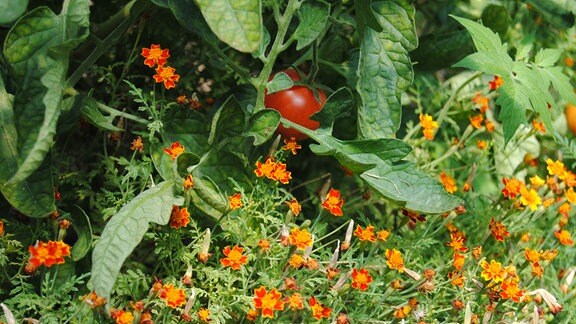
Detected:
[{"left": 341, "top": 220, "right": 354, "bottom": 251}]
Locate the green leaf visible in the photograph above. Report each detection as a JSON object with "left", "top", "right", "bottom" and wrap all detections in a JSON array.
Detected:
[
  {"left": 356, "top": 0, "right": 417, "bottom": 139},
  {"left": 195, "top": 0, "right": 262, "bottom": 53},
  {"left": 312, "top": 87, "right": 354, "bottom": 134},
  {"left": 0, "top": 0, "right": 28, "bottom": 24},
  {"left": 450, "top": 15, "right": 506, "bottom": 53},
  {"left": 453, "top": 51, "right": 512, "bottom": 76},
  {"left": 71, "top": 206, "right": 93, "bottom": 261},
  {"left": 208, "top": 96, "right": 246, "bottom": 145},
  {"left": 538, "top": 67, "right": 576, "bottom": 104},
  {"left": 245, "top": 109, "right": 280, "bottom": 146},
  {"left": 91, "top": 181, "right": 182, "bottom": 302},
  {"left": 354, "top": 0, "right": 383, "bottom": 33},
  {"left": 168, "top": 0, "right": 219, "bottom": 43},
  {"left": 294, "top": 1, "right": 330, "bottom": 50},
  {"left": 266, "top": 72, "right": 294, "bottom": 94},
  {"left": 81, "top": 97, "right": 123, "bottom": 132},
  {"left": 534, "top": 48, "right": 562, "bottom": 68}
]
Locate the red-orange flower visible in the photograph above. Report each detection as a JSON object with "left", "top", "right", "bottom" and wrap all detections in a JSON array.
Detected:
[
  {"left": 448, "top": 270, "right": 465, "bottom": 287},
  {"left": 489, "top": 75, "right": 504, "bottom": 90},
  {"left": 169, "top": 206, "right": 190, "bottom": 229},
  {"left": 499, "top": 279, "right": 524, "bottom": 302},
  {"left": 353, "top": 225, "right": 376, "bottom": 242},
  {"left": 501, "top": 177, "right": 523, "bottom": 199},
  {"left": 183, "top": 174, "right": 194, "bottom": 189},
  {"left": 253, "top": 286, "right": 284, "bottom": 319},
  {"left": 480, "top": 259, "right": 506, "bottom": 283},
  {"left": 489, "top": 218, "right": 510, "bottom": 242},
  {"left": 351, "top": 268, "right": 373, "bottom": 291},
  {"left": 26, "top": 240, "right": 71, "bottom": 271},
  {"left": 282, "top": 137, "right": 302, "bottom": 155},
  {"left": 220, "top": 245, "right": 248, "bottom": 270},
  {"left": 469, "top": 114, "right": 484, "bottom": 129},
  {"left": 159, "top": 284, "right": 186, "bottom": 308},
  {"left": 446, "top": 232, "right": 468, "bottom": 252},
  {"left": 385, "top": 248, "right": 404, "bottom": 272},
  {"left": 271, "top": 162, "right": 292, "bottom": 184},
  {"left": 554, "top": 229, "right": 574, "bottom": 246},
  {"left": 309, "top": 296, "right": 331, "bottom": 320},
  {"left": 472, "top": 92, "right": 489, "bottom": 112},
  {"left": 141, "top": 44, "right": 170, "bottom": 68},
  {"left": 254, "top": 158, "right": 275, "bottom": 179},
  {"left": 154, "top": 65, "right": 180, "bottom": 90},
  {"left": 258, "top": 239, "right": 270, "bottom": 252},
  {"left": 229, "top": 193, "right": 242, "bottom": 210},
  {"left": 288, "top": 227, "right": 313, "bottom": 251},
  {"left": 110, "top": 308, "right": 134, "bottom": 324},
  {"left": 284, "top": 293, "right": 304, "bottom": 310},
  {"left": 452, "top": 252, "right": 465, "bottom": 271},
  {"left": 322, "top": 188, "right": 344, "bottom": 216},
  {"left": 130, "top": 136, "right": 144, "bottom": 152},
  {"left": 164, "top": 142, "right": 185, "bottom": 160},
  {"left": 286, "top": 198, "right": 301, "bottom": 216},
  {"left": 439, "top": 172, "right": 457, "bottom": 193}
]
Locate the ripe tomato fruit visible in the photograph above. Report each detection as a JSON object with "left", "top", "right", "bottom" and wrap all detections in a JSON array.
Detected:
[
  {"left": 264, "top": 69, "right": 326, "bottom": 140},
  {"left": 566, "top": 103, "right": 576, "bottom": 136}
]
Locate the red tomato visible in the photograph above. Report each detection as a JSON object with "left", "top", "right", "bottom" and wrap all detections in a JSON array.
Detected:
[
  {"left": 566, "top": 103, "right": 576, "bottom": 136},
  {"left": 264, "top": 69, "right": 326, "bottom": 140}
]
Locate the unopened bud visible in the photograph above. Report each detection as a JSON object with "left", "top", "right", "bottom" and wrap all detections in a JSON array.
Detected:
[{"left": 341, "top": 220, "right": 354, "bottom": 251}]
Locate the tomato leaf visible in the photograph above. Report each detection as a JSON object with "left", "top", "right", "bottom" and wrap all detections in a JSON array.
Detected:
[
  {"left": 195, "top": 0, "right": 262, "bottom": 53},
  {"left": 296, "top": 88, "right": 462, "bottom": 213},
  {"left": 293, "top": 1, "right": 330, "bottom": 50},
  {"left": 356, "top": 0, "right": 417, "bottom": 139},
  {"left": 209, "top": 96, "right": 246, "bottom": 144},
  {"left": 0, "top": 0, "right": 28, "bottom": 24},
  {"left": 354, "top": 0, "right": 383, "bottom": 33},
  {"left": 245, "top": 109, "right": 281, "bottom": 146},
  {"left": 266, "top": 72, "right": 294, "bottom": 94},
  {"left": 91, "top": 181, "right": 183, "bottom": 302}
]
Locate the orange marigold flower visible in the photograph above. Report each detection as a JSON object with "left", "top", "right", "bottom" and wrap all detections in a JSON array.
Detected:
[
  {"left": 480, "top": 259, "right": 506, "bottom": 283},
  {"left": 228, "top": 193, "right": 242, "bottom": 210},
  {"left": 130, "top": 136, "right": 144, "bottom": 152},
  {"left": 164, "top": 142, "right": 185, "bottom": 160},
  {"left": 393, "top": 305, "right": 412, "bottom": 319},
  {"left": 499, "top": 279, "right": 524, "bottom": 303},
  {"left": 288, "top": 227, "right": 313, "bottom": 251},
  {"left": 565, "top": 187, "right": 576, "bottom": 204},
  {"left": 554, "top": 229, "right": 574, "bottom": 246},
  {"left": 254, "top": 158, "right": 276, "bottom": 179},
  {"left": 159, "top": 284, "right": 186, "bottom": 308},
  {"left": 419, "top": 114, "right": 438, "bottom": 140},
  {"left": 322, "top": 188, "right": 344, "bottom": 216},
  {"left": 169, "top": 205, "right": 190, "bottom": 229},
  {"left": 524, "top": 248, "right": 541, "bottom": 263},
  {"left": 489, "top": 218, "right": 510, "bottom": 242},
  {"left": 110, "top": 308, "right": 134, "bottom": 324},
  {"left": 532, "top": 119, "right": 546, "bottom": 134},
  {"left": 83, "top": 291, "right": 107, "bottom": 308},
  {"left": 309, "top": 296, "right": 331, "bottom": 320},
  {"left": 282, "top": 137, "right": 302, "bottom": 155},
  {"left": 559, "top": 202, "right": 571, "bottom": 217},
  {"left": 246, "top": 308, "right": 259, "bottom": 321},
  {"left": 448, "top": 270, "right": 465, "bottom": 287},
  {"left": 546, "top": 158, "right": 567, "bottom": 180},
  {"left": 385, "top": 248, "right": 404, "bottom": 272},
  {"left": 26, "top": 240, "right": 71, "bottom": 271},
  {"left": 288, "top": 253, "right": 305, "bottom": 269},
  {"left": 286, "top": 198, "right": 301, "bottom": 216},
  {"left": 253, "top": 286, "right": 284, "bottom": 319},
  {"left": 565, "top": 171, "right": 576, "bottom": 187},
  {"left": 271, "top": 162, "right": 292, "bottom": 184},
  {"left": 502, "top": 177, "right": 523, "bottom": 199},
  {"left": 183, "top": 174, "right": 194, "bottom": 189},
  {"left": 476, "top": 140, "right": 487, "bottom": 150},
  {"left": 472, "top": 245, "right": 482, "bottom": 259},
  {"left": 469, "top": 114, "right": 484, "bottom": 129},
  {"left": 154, "top": 65, "right": 180, "bottom": 90},
  {"left": 489, "top": 75, "right": 504, "bottom": 90},
  {"left": 452, "top": 252, "right": 465, "bottom": 271},
  {"left": 439, "top": 172, "right": 457, "bottom": 194},
  {"left": 141, "top": 44, "right": 170, "bottom": 68},
  {"left": 220, "top": 245, "right": 248, "bottom": 270},
  {"left": 284, "top": 293, "right": 304, "bottom": 310},
  {"left": 531, "top": 261, "right": 544, "bottom": 278},
  {"left": 472, "top": 92, "right": 489, "bottom": 113},
  {"left": 197, "top": 308, "right": 210, "bottom": 322},
  {"left": 520, "top": 186, "right": 542, "bottom": 211},
  {"left": 258, "top": 239, "right": 270, "bottom": 252},
  {"left": 353, "top": 225, "right": 376, "bottom": 242},
  {"left": 351, "top": 268, "right": 373, "bottom": 291},
  {"left": 485, "top": 119, "right": 495, "bottom": 132},
  {"left": 0, "top": 220, "right": 3, "bottom": 236},
  {"left": 446, "top": 232, "right": 468, "bottom": 252},
  {"left": 540, "top": 249, "right": 558, "bottom": 261},
  {"left": 377, "top": 229, "right": 390, "bottom": 241}
]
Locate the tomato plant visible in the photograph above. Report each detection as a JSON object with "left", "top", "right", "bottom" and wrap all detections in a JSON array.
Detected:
[{"left": 265, "top": 69, "right": 326, "bottom": 140}]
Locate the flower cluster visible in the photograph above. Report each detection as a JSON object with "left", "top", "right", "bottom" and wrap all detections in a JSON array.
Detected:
[
  {"left": 26, "top": 240, "right": 71, "bottom": 272},
  {"left": 141, "top": 44, "right": 180, "bottom": 89},
  {"left": 254, "top": 158, "right": 292, "bottom": 184}
]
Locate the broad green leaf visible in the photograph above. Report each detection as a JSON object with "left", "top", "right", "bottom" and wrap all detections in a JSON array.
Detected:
[
  {"left": 356, "top": 0, "right": 417, "bottom": 139},
  {"left": 294, "top": 1, "right": 330, "bottom": 50},
  {"left": 538, "top": 67, "right": 576, "bottom": 105},
  {"left": 453, "top": 51, "right": 512, "bottom": 76},
  {"left": 266, "top": 72, "right": 294, "bottom": 94},
  {"left": 190, "top": 175, "right": 228, "bottom": 217},
  {"left": 71, "top": 207, "right": 93, "bottom": 261},
  {"left": 245, "top": 109, "right": 280, "bottom": 145},
  {"left": 150, "top": 0, "right": 169, "bottom": 8},
  {"left": 354, "top": 0, "right": 383, "bottom": 33},
  {"left": 91, "top": 181, "right": 182, "bottom": 302},
  {"left": 3, "top": 1, "right": 89, "bottom": 188},
  {"left": 285, "top": 89, "right": 462, "bottom": 213},
  {"left": 312, "top": 87, "right": 354, "bottom": 135},
  {"left": 195, "top": 0, "right": 262, "bottom": 53},
  {"left": 526, "top": 0, "right": 575, "bottom": 29},
  {"left": 208, "top": 96, "right": 246, "bottom": 145},
  {"left": 168, "top": 0, "right": 219, "bottom": 43},
  {"left": 534, "top": 48, "right": 562, "bottom": 68},
  {"left": 0, "top": 75, "right": 17, "bottom": 184},
  {"left": 81, "top": 97, "right": 124, "bottom": 132},
  {"left": 450, "top": 15, "right": 506, "bottom": 53},
  {"left": 0, "top": 0, "right": 28, "bottom": 24}
]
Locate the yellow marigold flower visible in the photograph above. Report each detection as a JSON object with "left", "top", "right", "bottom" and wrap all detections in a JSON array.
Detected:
[
  {"left": 197, "top": 308, "right": 210, "bottom": 322},
  {"left": 130, "top": 136, "right": 144, "bottom": 152},
  {"left": 439, "top": 172, "right": 457, "bottom": 194},
  {"left": 153, "top": 65, "right": 180, "bottom": 90},
  {"left": 499, "top": 279, "right": 524, "bottom": 303},
  {"left": 110, "top": 308, "right": 134, "bottom": 324},
  {"left": 282, "top": 137, "right": 302, "bottom": 155},
  {"left": 351, "top": 268, "right": 373, "bottom": 291},
  {"left": 472, "top": 92, "right": 489, "bottom": 112},
  {"left": 524, "top": 248, "right": 540, "bottom": 263},
  {"left": 565, "top": 187, "right": 576, "bottom": 204},
  {"left": 141, "top": 44, "right": 170, "bottom": 68},
  {"left": 220, "top": 245, "right": 248, "bottom": 270},
  {"left": 169, "top": 205, "right": 190, "bottom": 229},
  {"left": 452, "top": 252, "right": 465, "bottom": 271},
  {"left": 554, "top": 229, "right": 574, "bottom": 246},
  {"left": 529, "top": 175, "right": 545, "bottom": 188},
  {"left": 489, "top": 218, "right": 510, "bottom": 242},
  {"left": 286, "top": 198, "right": 301, "bottom": 216},
  {"left": 385, "top": 248, "right": 404, "bottom": 272},
  {"left": 476, "top": 140, "right": 487, "bottom": 150},
  {"left": 322, "top": 188, "right": 344, "bottom": 216},
  {"left": 520, "top": 186, "right": 542, "bottom": 211},
  {"left": 469, "top": 114, "right": 484, "bottom": 129},
  {"left": 448, "top": 270, "right": 465, "bottom": 287},
  {"left": 159, "top": 284, "right": 186, "bottom": 308},
  {"left": 480, "top": 259, "right": 506, "bottom": 283},
  {"left": 288, "top": 227, "right": 313, "bottom": 251},
  {"left": 376, "top": 229, "right": 390, "bottom": 241},
  {"left": 489, "top": 75, "right": 504, "bottom": 90},
  {"left": 164, "top": 141, "right": 185, "bottom": 160},
  {"left": 532, "top": 119, "right": 546, "bottom": 134},
  {"left": 546, "top": 158, "right": 567, "bottom": 180},
  {"left": 288, "top": 253, "right": 305, "bottom": 269},
  {"left": 353, "top": 225, "right": 376, "bottom": 242},
  {"left": 540, "top": 249, "right": 558, "bottom": 261},
  {"left": 520, "top": 233, "right": 531, "bottom": 242},
  {"left": 228, "top": 193, "right": 242, "bottom": 210},
  {"left": 284, "top": 293, "right": 304, "bottom": 310},
  {"left": 254, "top": 158, "right": 276, "bottom": 179},
  {"left": 419, "top": 114, "right": 438, "bottom": 140},
  {"left": 253, "top": 286, "right": 284, "bottom": 319},
  {"left": 183, "top": 174, "right": 194, "bottom": 189}
]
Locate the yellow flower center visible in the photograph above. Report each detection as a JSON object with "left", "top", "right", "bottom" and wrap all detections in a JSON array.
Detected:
[
  {"left": 355, "top": 273, "right": 368, "bottom": 284},
  {"left": 260, "top": 293, "right": 278, "bottom": 309},
  {"left": 148, "top": 47, "right": 163, "bottom": 59}
]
